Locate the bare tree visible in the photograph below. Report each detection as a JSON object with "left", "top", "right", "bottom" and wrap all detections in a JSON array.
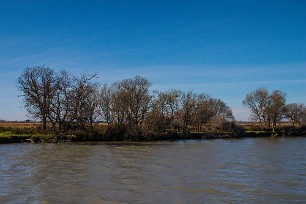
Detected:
[
  {"left": 143, "top": 89, "right": 182, "bottom": 134},
  {"left": 243, "top": 88, "right": 286, "bottom": 133},
  {"left": 212, "top": 98, "right": 234, "bottom": 121},
  {"left": 144, "top": 107, "right": 170, "bottom": 134},
  {"left": 68, "top": 73, "right": 99, "bottom": 128},
  {"left": 17, "top": 66, "right": 57, "bottom": 132},
  {"left": 116, "top": 76, "right": 152, "bottom": 127},
  {"left": 283, "top": 103, "right": 305, "bottom": 127},
  {"left": 48, "top": 70, "right": 72, "bottom": 133},
  {"left": 243, "top": 88, "right": 270, "bottom": 126},
  {"left": 111, "top": 81, "right": 130, "bottom": 127},
  {"left": 98, "top": 84, "right": 114, "bottom": 125},
  {"left": 266, "top": 90, "right": 286, "bottom": 132},
  {"left": 193, "top": 94, "right": 234, "bottom": 132},
  {"left": 152, "top": 90, "right": 182, "bottom": 129},
  {"left": 160, "top": 89, "right": 182, "bottom": 128},
  {"left": 193, "top": 94, "right": 214, "bottom": 132},
  {"left": 180, "top": 91, "right": 196, "bottom": 133}
]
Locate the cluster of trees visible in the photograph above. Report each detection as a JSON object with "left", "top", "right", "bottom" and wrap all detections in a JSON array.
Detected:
[
  {"left": 18, "top": 66, "right": 306, "bottom": 140},
  {"left": 18, "top": 67, "right": 100, "bottom": 134},
  {"left": 243, "top": 87, "right": 306, "bottom": 132},
  {"left": 18, "top": 66, "right": 234, "bottom": 139}
]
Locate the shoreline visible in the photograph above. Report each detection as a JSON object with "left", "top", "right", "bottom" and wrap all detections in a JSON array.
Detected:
[{"left": 1, "top": 131, "right": 305, "bottom": 144}]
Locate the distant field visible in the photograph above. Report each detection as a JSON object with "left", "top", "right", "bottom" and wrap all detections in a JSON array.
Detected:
[
  {"left": 0, "top": 121, "right": 293, "bottom": 129},
  {"left": 237, "top": 121, "right": 292, "bottom": 130},
  {"left": 0, "top": 122, "right": 41, "bottom": 129},
  {"left": 0, "top": 122, "right": 109, "bottom": 129}
]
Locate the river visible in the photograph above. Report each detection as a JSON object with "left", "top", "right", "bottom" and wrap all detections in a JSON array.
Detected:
[{"left": 0, "top": 137, "right": 305, "bottom": 203}]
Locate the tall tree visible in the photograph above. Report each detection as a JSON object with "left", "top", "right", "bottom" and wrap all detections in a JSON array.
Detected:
[
  {"left": 98, "top": 84, "right": 114, "bottom": 125},
  {"left": 193, "top": 94, "right": 214, "bottom": 132},
  {"left": 68, "top": 73, "right": 99, "bottom": 128},
  {"left": 116, "top": 76, "right": 152, "bottom": 127},
  {"left": 266, "top": 90, "right": 286, "bottom": 132},
  {"left": 242, "top": 88, "right": 270, "bottom": 126},
  {"left": 144, "top": 89, "right": 182, "bottom": 133},
  {"left": 154, "top": 89, "right": 182, "bottom": 128},
  {"left": 180, "top": 91, "right": 196, "bottom": 133},
  {"left": 111, "top": 84, "right": 129, "bottom": 128},
  {"left": 17, "top": 66, "right": 56, "bottom": 132},
  {"left": 48, "top": 70, "right": 72, "bottom": 133}
]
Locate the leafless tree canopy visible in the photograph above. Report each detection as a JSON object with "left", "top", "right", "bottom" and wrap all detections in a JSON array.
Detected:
[
  {"left": 18, "top": 67, "right": 98, "bottom": 134},
  {"left": 243, "top": 88, "right": 287, "bottom": 132},
  {"left": 284, "top": 103, "right": 306, "bottom": 127},
  {"left": 17, "top": 66, "right": 56, "bottom": 132}
]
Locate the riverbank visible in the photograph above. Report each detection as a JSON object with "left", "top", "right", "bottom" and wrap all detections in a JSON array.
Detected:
[
  {"left": 0, "top": 135, "right": 54, "bottom": 144},
  {"left": 1, "top": 121, "right": 305, "bottom": 144},
  {"left": 1, "top": 130, "right": 305, "bottom": 144}
]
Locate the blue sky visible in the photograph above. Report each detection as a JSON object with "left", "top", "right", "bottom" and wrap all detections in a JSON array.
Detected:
[{"left": 0, "top": 0, "right": 305, "bottom": 121}]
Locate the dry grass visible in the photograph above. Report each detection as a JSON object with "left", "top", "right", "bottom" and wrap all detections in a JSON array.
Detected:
[
  {"left": 0, "top": 122, "right": 42, "bottom": 137},
  {"left": 0, "top": 122, "right": 41, "bottom": 129}
]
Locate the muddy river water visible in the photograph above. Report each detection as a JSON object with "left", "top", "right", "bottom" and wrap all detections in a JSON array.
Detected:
[{"left": 1, "top": 137, "right": 305, "bottom": 203}]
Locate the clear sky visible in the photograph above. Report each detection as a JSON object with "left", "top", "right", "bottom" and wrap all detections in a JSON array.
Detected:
[{"left": 0, "top": 0, "right": 305, "bottom": 121}]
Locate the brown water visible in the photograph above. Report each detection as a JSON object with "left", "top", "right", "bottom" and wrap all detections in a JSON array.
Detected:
[{"left": 0, "top": 137, "right": 305, "bottom": 203}]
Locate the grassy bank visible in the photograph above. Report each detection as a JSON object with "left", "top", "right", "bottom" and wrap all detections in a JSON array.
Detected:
[
  {"left": 0, "top": 122, "right": 54, "bottom": 143},
  {"left": 1, "top": 121, "right": 305, "bottom": 144}
]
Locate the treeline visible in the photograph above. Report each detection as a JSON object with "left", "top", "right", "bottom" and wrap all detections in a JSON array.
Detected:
[
  {"left": 17, "top": 66, "right": 306, "bottom": 141},
  {"left": 17, "top": 66, "right": 235, "bottom": 140}
]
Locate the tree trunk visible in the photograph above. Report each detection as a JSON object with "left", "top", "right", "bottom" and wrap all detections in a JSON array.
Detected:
[
  {"left": 271, "top": 122, "right": 276, "bottom": 137},
  {"left": 42, "top": 116, "right": 47, "bottom": 134}
]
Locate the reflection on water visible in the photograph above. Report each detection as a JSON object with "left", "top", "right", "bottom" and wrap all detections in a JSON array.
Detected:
[{"left": 0, "top": 138, "right": 306, "bottom": 203}]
